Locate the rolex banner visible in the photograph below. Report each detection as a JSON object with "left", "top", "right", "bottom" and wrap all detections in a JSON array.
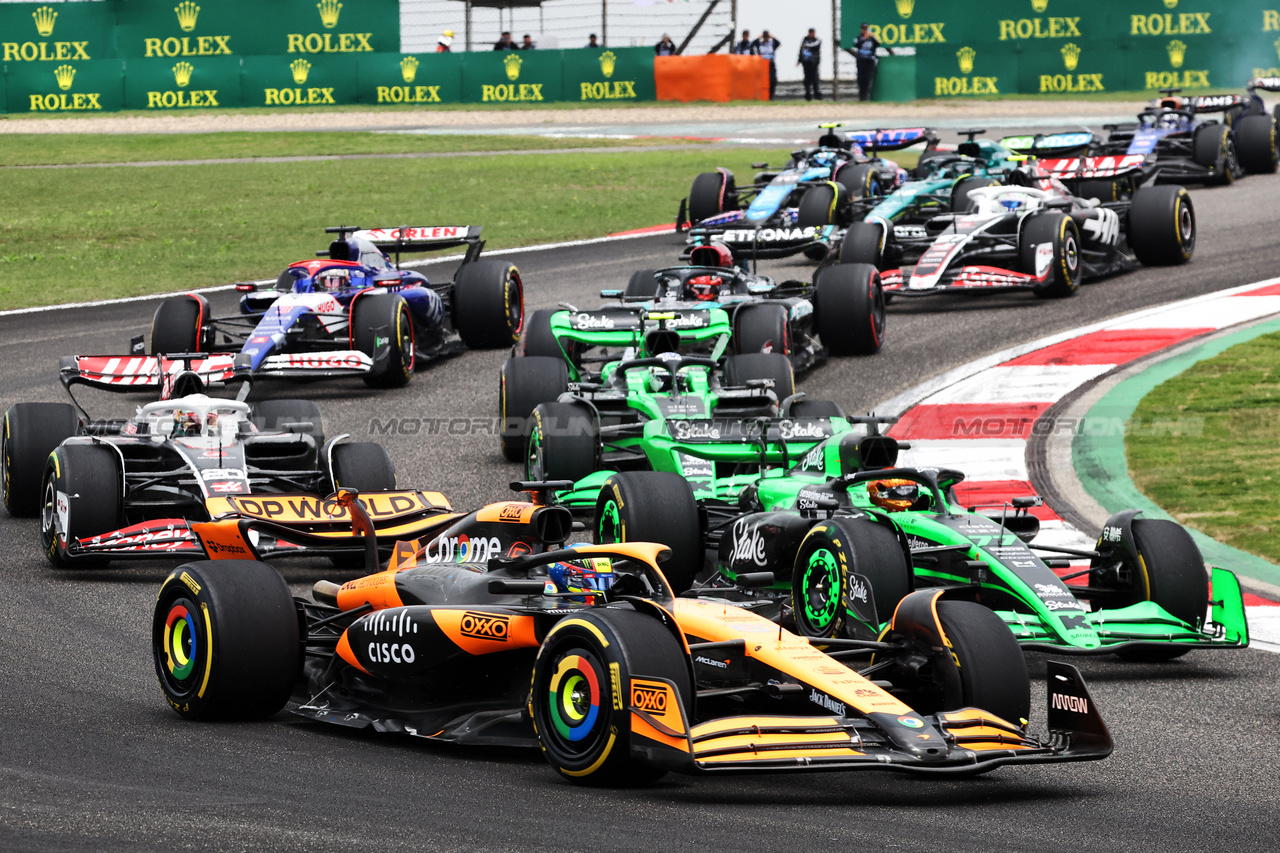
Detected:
[
  {"left": 464, "top": 49, "right": 566, "bottom": 105},
  {"left": 359, "top": 53, "right": 464, "bottom": 107},
  {"left": 7, "top": 58, "right": 124, "bottom": 114},
  {"left": 0, "top": 3, "right": 113, "bottom": 66},
  {"left": 122, "top": 57, "right": 244, "bottom": 111},
  {"left": 843, "top": 0, "right": 1280, "bottom": 97},
  {"left": 563, "top": 48, "right": 658, "bottom": 103}
]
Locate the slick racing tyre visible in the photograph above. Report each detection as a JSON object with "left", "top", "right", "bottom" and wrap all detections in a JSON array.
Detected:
[
  {"left": 1192, "top": 124, "right": 1237, "bottom": 185},
  {"left": 521, "top": 308, "right": 565, "bottom": 359},
  {"left": 734, "top": 304, "right": 792, "bottom": 356},
  {"left": 838, "top": 221, "right": 886, "bottom": 267},
  {"left": 1019, "top": 213, "right": 1082, "bottom": 299},
  {"left": 797, "top": 182, "right": 850, "bottom": 229},
  {"left": 950, "top": 177, "right": 1000, "bottom": 213},
  {"left": 352, "top": 292, "right": 414, "bottom": 388},
  {"left": 791, "top": 517, "right": 911, "bottom": 638},
  {"left": 689, "top": 170, "right": 736, "bottom": 223},
  {"left": 1128, "top": 185, "right": 1196, "bottom": 267},
  {"left": 500, "top": 356, "right": 569, "bottom": 462},
  {"left": 722, "top": 352, "right": 796, "bottom": 401},
  {"left": 252, "top": 399, "right": 324, "bottom": 443},
  {"left": 934, "top": 601, "right": 1030, "bottom": 723},
  {"left": 1234, "top": 114, "right": 1278, "bottom": 174},
  {"left": 3, "top": 403, "right": 80, "bottom": 517},
  {"left": 526, "top": 402, "right": 600, "bottom": 484},
  {"left": 151, "top": 294, "right": 212, "bottom": 355},
  {"left": 1106, "top": 519, "right": 1209, "bottom": 661},
  {"left": 453, "top": 258, "right": 524, "bottom": 349},
  {"left": 596, "top": 472, "right": 701, "bottom": 593},
  {"left": 153, "top": 560, "right": 300, "bottom": 720},
  {"left": 530, "top": 608, "right": 692, "bottom": 785},
  {"left": 328, "top": 442, "right": 396, "bottom": 491},
  {"left": 624, "top": 269, "right": 660, "bottom": 301},
  {"left": 834, "top": 163, "right": 882, "bottom": 200},
  {"left": 40, "top": 444, "right": 123, "bottom": 568},
  {"left": 814, "top": 263, "right": 885, "bottom": 355}
]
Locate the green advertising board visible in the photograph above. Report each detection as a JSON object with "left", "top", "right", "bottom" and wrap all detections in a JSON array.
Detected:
[
  {"left": 0, "top": 2, "right": 114, "bottom": 64},
  {"left": 357, "top": 52, "right": 464, "bottom": 106},
  {"left": 461, "top": 49, "right": 564, "bottom": 104},
  {"left": 842, "top": 1, "right": 1280, "bottom": 96},
  {"left": 6, "top": 58, "right": 124, "bottom": 115},
  {"left": 563, "top": 47, "right": 656, "bottom": 103},
  {"left": 240, "top": 54, "right": 361, "bottom": 108},
  {"left": 112, "top": 0, "right": 400, "bottom": 59},
  {"left": 122, "top": 56, "right": 243, "bottom": 111}
]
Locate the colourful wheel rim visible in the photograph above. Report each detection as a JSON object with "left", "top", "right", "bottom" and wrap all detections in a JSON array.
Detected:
[
  {"left": 597, "top": 499, "right": 621, "bottom": 543},
  {"left": 802, "top": 548, "right": 841, "bottom": 631},
  {"left": 547, "top": 653, "right": 601, "bottom": 742},
  {"left": 163, "top": 603, "right": 198, "bottom": 681}
]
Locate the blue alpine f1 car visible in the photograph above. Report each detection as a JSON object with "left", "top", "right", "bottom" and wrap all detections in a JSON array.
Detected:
[
  {"left": 122, "top": 226, "right": 523, "bottom": 389},
  {"left": 676, "top": 125, "right": 927, "bottom": 262}
]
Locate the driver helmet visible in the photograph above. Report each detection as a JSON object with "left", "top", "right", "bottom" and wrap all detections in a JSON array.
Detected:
[
  {"left": 687, "top": 274, "right": 723, "bottom": 302},
  {"left": 999, "top": 194, "right": 1028, "bottom": 212},
  {"left": 314, "top": 268, "right": 350, "bottom": 292},
  {"left": 689, "top": 243, "right": 734, "bottom": 269},
  {"left": 174, "top": 410, "right": 201, "bottom": 437},
  {"left": 206, "top": 412, "right": 219, "bottom": 433},
  {"left": 867, "top": 478, "right": 920, "bottom": 512},
  {"left": 547, "top": 557, "right": 615, "bottom": 603},
  {"left": 1156, "top": 111, "right": 1183, "bottom": 129}
]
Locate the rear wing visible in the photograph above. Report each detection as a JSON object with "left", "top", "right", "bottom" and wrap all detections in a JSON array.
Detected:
[
  {"left": 999, "top": 132, "right": 1094, "bottom": 157},
  {"left": 321, "top": 225, "right": 486, "bottom": 266},
  {"left": 845, "top": 127, "right": 936, "bottom": 152},
  {"left": 60, "top": 354, "right": 242, "bottom": 396},
  {"left": 1248, "top": 76, "right": 1280, "bottom": 92},
  {"left": 1035, "top": 153, "right": 1148, "bottom": 180},
  {"left": 1188, "top": 94, "right": 1249, "bottom": 113}
]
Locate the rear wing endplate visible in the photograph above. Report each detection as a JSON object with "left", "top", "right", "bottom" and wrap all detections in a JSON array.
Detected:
[{"left": 999, "top": 132, "right": 1094, "bottom": 157}]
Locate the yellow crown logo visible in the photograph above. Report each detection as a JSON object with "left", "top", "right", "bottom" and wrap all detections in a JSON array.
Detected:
[
  {"left": 1061, "top": 42, "right": 1081, "bottom": 71},
  {"left": 599, "top": 50, "right": 617, "bottom": 78},
  {"left": 504, "top": 52, "right": 522, "bottom": 80},
  {"left": 317, "top": 0, "right": 342, "bottom": 29},
  {"left": 1167, "top": 39, "right": 1186, "bottom": 69},
  {"left": 174, "top": 2, "right": 200, "bottom": 32},
  {"left": 400, "top": 55, "right": 419, "bottom": 83},
  {"left": 956, "top": 46, "right": 976, "bottom": 75},
  {"left": 32, "top": 5, "right": 57, "bottom": 37},
  {"left": 54, "top": 64, "right": 75, "bottom": 91},
  {"left": 895, "top": 0, "right": 915, "bottom": 18},
  {"left": 1163, "top": 0, "right": 1178, "bottom": 8},
  {"left": 173, "top": 61, "right": 194, "bottom": 88},
  {"left": 1031, "top": 0, "right": 1049, "bottom": 12},
  {"left": 290, "top": 58, "right": 312, "bottom": 85}
]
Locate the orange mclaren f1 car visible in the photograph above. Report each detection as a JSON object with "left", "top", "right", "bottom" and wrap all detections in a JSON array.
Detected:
[{"left": 153, "top": 484, "right": 1111, "bottom": 783}]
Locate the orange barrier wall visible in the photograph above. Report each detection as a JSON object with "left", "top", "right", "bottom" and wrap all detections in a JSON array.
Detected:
[{"left": 654, "top": 55, "right": 769, "bottom": 103}]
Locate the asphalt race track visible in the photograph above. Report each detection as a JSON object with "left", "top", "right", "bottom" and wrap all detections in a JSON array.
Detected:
[{"left": 3, "top": 172, "right": 1280, "bottom": 852}]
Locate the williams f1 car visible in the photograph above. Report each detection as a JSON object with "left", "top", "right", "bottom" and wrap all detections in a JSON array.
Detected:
[
  {"left": 596, "top": 425, "right": 1248, "bottom": 659},
  {"left": 152, "top": 489, "right": 1112, "bottom": 783},
  {"left": 677, "top": 125, "right": 929, "bottom": 261},
  {"left": 1089, "top": 88, "right": 1277, "bottom": 183},
  {"left": 839, "top": 146, "right": 1196, "bottom": 299},
  {"left": 1, "top": 359, "right": 402, "bottom": 566},
  {"left": 129, "top": 226, "right": 522, "bottom": 389}
]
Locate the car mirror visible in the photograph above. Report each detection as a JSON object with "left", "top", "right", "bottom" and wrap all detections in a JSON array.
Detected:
[
  {"left": 488, "top": 579, "right": 546, "bottom": 595},
  {"left": 752, "top": 161, "right": 768, "bottom": 169},
  {"left": 735, "top": 571, "right": 775, "bottom": 588}
]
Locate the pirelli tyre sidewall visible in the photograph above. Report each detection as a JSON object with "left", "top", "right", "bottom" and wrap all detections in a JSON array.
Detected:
[
  {"left": 152, "top": 560, "right": 300, "bottom": 720},
  {"left": 1020, "top": 213, "right": 1081, "bottom": 299},
  {"left": 529, "top": 608, "right": 691, "bottom": 785},
  {"left": 1192, "top": 123, "right": 1236, "bottom": 184},
  {"left": 352, "top": 292, "right": 414, "bottom": 388},
  {"left": 41, "top": 444, "right": 123, "bottom": 568},
  {"left": 1128, "top": 185, "right": 1196, "bottom": 267},
  {"left": 689, "top": 170, "right": 735, "bottom": 224}
]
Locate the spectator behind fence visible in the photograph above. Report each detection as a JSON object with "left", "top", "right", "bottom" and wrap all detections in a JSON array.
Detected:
[
  {"left": 519, "top": 34, "right": 535, "bottom": 50},
  {"left": 751, "top": 30, "right": 780, "bottom": 99},
  {"left": 798, "top": 27, "right": 821, "bottom": 101},
  {"left": 655, "top": 34, "right": 676, "bottom": 56},
  {"left": 437, "top": 29, "right": 453, "bottom": 53},
  {"left": 733, "top": 30, "right": 752, "bottom": 55},
  {"left": 587, "top": 34, "right": 599, "bottom": 48},
  {"left": 493, "top": 31, "right": 514, "bottom": 50},
  {"left": 853, "top": 22, "right": 891, "bottom": 102}
]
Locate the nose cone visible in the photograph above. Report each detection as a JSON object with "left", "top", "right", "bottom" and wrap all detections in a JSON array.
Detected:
[{"left": 868, "top": 712, "right": 949, "bottom": 763}]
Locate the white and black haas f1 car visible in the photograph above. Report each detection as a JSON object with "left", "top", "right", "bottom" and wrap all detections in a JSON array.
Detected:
[
  {"left": 1092, "top": 88, "right": 1278, "bottom": 183},
  {"left": 123, "top": 226, "right": 522, "bottom": 390},
  {"left": 1, "top": 360, "right": 397, "bottom": 566},
  {"left": 839, "top": 148, "right": 1196, "bottom": 300},
  {"left": 676, "top": 126, "right": 930, "bottom": 262}
]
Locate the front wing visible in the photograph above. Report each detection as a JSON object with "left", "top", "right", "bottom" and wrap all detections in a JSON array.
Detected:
[{"left": 630, "top": 661, "right": 1111, "bottom": 775}]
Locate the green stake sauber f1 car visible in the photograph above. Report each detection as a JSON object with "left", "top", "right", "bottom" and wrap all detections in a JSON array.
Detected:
[{"left": 596, "top": 424, "right": 1248, "bottom": 658}]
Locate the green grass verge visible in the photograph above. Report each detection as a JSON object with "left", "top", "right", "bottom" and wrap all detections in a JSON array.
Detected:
[
  {"left": 0, "top": 146, "right": 796, "bottom": 310},
  {"left": 0, "top": 132, "right": 691, "bottom": 167},
  {"left": 1128, "top": 330, "right": 1280, "bottom": 563}
]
